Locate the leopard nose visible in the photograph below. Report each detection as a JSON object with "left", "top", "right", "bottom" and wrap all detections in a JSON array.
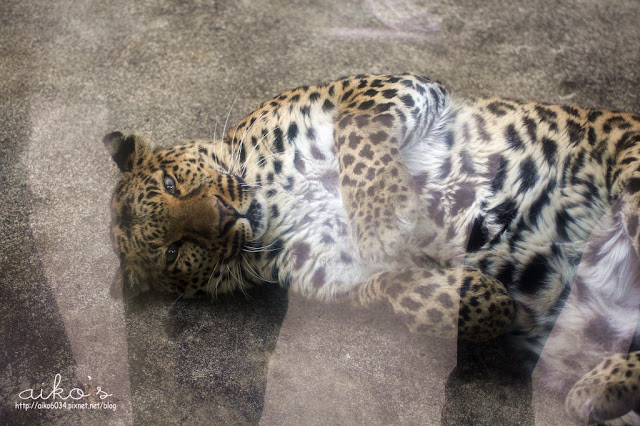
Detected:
[{"left": 215, "top": 197, "right": 238, "bottom": 235}]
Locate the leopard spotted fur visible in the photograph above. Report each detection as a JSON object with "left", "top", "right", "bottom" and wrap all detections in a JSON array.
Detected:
[{"left": 105, "top": 74, "right": 640, "bottom": 423}]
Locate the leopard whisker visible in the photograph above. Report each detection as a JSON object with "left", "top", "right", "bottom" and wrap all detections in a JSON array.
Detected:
[
  {"left": 240, "top": 127, "right": 279, "bottom": 176},
  {"left": 241, "top": 253, "right": 278, "bottom": 284},
  {"left": 233, "top": 115, "right": 262, "bottom": 174},
  {"left": 228, "top": 263, "right": 250, "bottom": 300},
  {"left": 168, "top": 290, "right": 186, "bottom": 310},
  {"left": 255, "top": 151, "right": 282, "bottom": 168},
  {"left": 221, "top": 94, "right": 240, "bottom": 174},
  {"left": 228, "top": 121, "right": 245, "bottom": 176},
  {"left": 244, "top": 238, "right": 281, "bottom": 249},
  {"left": 238, "top": 115, "right": 260, "bottom": 147},
  {"left": 206, "top": 261, "right": 221, "bottom": 299},
  {"left": 240, "top": 182, "right": 263, "bottom": 189},
  {"left": 235, "top": 116, "right": 265, "bottom": 174},
  {"left": 242, "top": 246, "right": 281, "bottom": 253},
  {"left": 221, "top": 266, "right": 240, "bottom": 302}
]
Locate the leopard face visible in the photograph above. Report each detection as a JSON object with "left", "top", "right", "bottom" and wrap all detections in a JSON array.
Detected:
[{"left": 105, "top": 132, "right": 268, "bottom": 298}]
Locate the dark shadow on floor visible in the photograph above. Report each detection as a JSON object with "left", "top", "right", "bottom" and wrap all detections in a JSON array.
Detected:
[
  {"left": 442, "top": 337, "right": 535, "bottom": 425},
  {"left": 124, "top": 284, "right": 288, "bottom": 424}
]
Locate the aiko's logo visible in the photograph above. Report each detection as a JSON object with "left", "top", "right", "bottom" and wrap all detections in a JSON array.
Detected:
[{"left": 18, "top": 374, "right": 113, "bottom": 401}]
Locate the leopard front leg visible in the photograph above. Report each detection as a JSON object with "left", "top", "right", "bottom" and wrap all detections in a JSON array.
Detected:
[
  {"left": 336, "top": 119, "right": 418, "bottom": 263},
  {"left": 333, "top": 75, "right": 449, "bottom": 262},
  {"left": 349, "top": 266, "right": 515, "bottom": 341}
]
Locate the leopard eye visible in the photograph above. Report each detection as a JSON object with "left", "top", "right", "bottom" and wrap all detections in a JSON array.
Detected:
[
  {"left": 166, "top": 243, "right": 179, "bottom": 264},
  {"left": 163, "top": 174, "right": 176, "bottom": 195}
]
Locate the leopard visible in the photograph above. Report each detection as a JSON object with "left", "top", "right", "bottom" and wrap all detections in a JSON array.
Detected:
[{"left": 104, "top": 73, "right": 640, "bottom": 424}]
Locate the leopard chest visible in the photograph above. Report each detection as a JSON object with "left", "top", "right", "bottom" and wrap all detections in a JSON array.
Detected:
[{"left": 251, "top": 118, "right": 372, "bottom": 299}]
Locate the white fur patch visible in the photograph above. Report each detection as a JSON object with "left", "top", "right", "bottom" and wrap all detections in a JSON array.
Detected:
[{"left": 534, "top": 210, "right": 640, "bottom": 391}]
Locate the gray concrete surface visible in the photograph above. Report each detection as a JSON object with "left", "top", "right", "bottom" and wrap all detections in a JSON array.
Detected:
[{"left": 1, "top": 0, "right": 639, "bottom": 424}]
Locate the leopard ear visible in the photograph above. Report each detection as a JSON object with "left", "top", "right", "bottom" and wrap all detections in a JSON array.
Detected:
[{"left": 103, "top": 132, "right": 148, "bottom": 173}]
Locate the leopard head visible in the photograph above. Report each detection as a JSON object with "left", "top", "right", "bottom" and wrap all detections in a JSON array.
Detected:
[{"left": 103, "top": 132, "right": 268, "bottom": 299}]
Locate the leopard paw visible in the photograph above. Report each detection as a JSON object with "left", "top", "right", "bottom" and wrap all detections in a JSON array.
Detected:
[
  {"left": 457, "top": 268, "right": 515, "bottom": 341},
  {"left": 565, "top": 351, "right": 640, "bottom": 424}
]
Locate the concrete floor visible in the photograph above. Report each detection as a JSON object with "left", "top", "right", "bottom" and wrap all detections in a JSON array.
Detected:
[{"left": 1, "top": 0, "right": 639, "bottom": 424}]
